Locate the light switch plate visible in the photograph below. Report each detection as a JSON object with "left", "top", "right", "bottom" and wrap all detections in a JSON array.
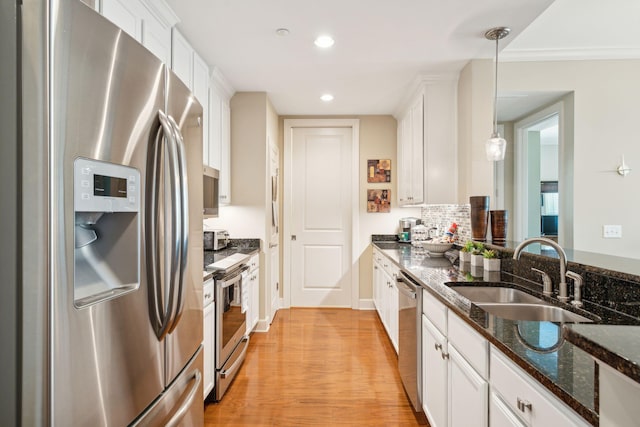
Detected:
[{"left": 603, "top": 225, "right": 622, "bottom": 238}]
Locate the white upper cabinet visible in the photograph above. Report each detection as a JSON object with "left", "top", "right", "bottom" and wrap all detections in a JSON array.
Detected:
[
  {"left": 396, "top": 76, "right": 458, "bottom": 206},
  {"left": 101, "top": 0, "right": 143, "bottom": 41},
  {"left": 140, "top": 9, "right": 171, "bottom": 65},
  {"left": 171, "top": 29, "right": 194, "bottom": 88},
  {"left": 209, "top": 69, "right": 234, "bottom": 205},
  {"left": 101, "top": 0, "right": 176, "bottom": 65}
]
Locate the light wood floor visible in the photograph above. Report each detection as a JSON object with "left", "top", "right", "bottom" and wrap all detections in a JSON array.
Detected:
[{"left": 204, "top": 308, "right": 423, "bottom": 426}]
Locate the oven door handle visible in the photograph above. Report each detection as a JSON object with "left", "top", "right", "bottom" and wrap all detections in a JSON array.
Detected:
[
  {"left": 220, "top": 336, "right": 250, "bottom": 379},
  {"left": 218, "top": 265, "right": 250, "bottom": 289}
]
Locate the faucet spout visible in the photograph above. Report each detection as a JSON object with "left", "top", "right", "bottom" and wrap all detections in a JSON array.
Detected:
[{"left": 513, "top": 237, "right": 569, "bottom": 301}]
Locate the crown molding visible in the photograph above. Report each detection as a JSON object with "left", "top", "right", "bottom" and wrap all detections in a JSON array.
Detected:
[
  {"left": 394, "top": 73, "right": 459, "bottom": 119},
  {"left": 210, "top": 67, "right": 235, "bottom": 101},
  {"left": 502, "top": 47, "right": 640, "bottom": 62},
  {"left": 141, "top": 0, "right": 180, "bottom": 28}
]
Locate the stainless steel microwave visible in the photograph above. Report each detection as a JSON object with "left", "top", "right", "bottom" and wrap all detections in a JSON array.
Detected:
[{"left": 203, "top": 165, "right": 219, "bottom": 218}]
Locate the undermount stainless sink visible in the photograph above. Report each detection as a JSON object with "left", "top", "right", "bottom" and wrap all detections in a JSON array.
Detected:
[
  {"left": 446, "top": 284, "right": 596, "bottom": 323},
  {"left": 476, "top": 303, "right": 594, "bottom": 323},
  {"left": 450, "top": 286, "right": 546, "bottom": 304}
]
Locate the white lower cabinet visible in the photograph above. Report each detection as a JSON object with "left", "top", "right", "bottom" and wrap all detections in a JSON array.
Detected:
[
  {"left": 202, "top": 278, "right": 214, "bottom": 400},
  {"left": 372, "top": 248, "right": 398, "bottom": 353},
  {"left": 245, "top": 253, "right": 260, "bottom": 335},
  {"left": 422, "top": 315, "right": 448, "bottom": 427},
  {"left": 422, "top": 290, "right": 488, "bottom": 427},
  {"left": 490, "top": 391, "right": 528, "bottom": 427},
  {"left": 598, "top": 361, "right": 640, "bottom": 427},
  {"left": 490, "top": 346, "right": 589, "bottom": 427},
  {"left": 449, "top": 345, "right": 488, "bottom": 427}
]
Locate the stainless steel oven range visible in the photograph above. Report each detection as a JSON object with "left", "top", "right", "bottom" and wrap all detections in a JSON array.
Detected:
[{"left": 208, "top": 253, "right": 251, "bottom": 401}]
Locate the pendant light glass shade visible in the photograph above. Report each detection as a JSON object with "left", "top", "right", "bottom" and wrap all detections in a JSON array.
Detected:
[
  {"left": 485, "top": 27, "right": 510, "bottom": 162},
  {"left": 486, "top": 133, "right": 507, "bottom": 161}
]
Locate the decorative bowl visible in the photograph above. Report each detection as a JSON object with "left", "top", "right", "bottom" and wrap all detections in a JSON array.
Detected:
[{"left": 421, "top": 241, "right": 454, "bottom": 257}]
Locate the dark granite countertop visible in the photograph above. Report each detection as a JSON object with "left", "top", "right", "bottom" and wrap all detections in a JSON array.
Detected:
[
  {"left": 203, "top": 239, "right": 260, "bottom": 280},
  {"left": 564, "top": 325, "right": 640, "bottom": 384},
  {"left": 372, "top": 240, "right": 599, "bottom": 425}
]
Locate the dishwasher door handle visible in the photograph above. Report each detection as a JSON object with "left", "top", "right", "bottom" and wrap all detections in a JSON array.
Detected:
[{"left": 396, "top": 274, "right": 417, "bottom": 299}]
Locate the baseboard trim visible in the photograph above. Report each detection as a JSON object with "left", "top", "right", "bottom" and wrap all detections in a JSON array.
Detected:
[{"left": 358, "top": 299, "right": 375, "bottom": 310}]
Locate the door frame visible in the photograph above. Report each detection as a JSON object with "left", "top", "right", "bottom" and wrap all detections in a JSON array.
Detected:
[
  {"left": 513, "top": 100, "right": 573, "bottom": 247},
  {"left": 282, "top": 119, "right": 360, "bottom": 309}
]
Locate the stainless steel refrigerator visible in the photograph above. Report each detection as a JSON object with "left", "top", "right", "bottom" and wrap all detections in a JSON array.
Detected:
[{"left": 18, "top": 0, "right": 204, "bottom": 425}]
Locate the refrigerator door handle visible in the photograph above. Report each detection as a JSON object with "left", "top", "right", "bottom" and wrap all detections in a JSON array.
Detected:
[
  {"left": 148, "top": 110, "right": 180, "bottom": 339},
  {"left": 166, "top": 116, "right": 189, "bottom": 333},
  {"left": 164, "top": 369, "right": 201, "bottom": 427},
  {"left": 147, "top": 115, "right": 169, "bottom": 339}
]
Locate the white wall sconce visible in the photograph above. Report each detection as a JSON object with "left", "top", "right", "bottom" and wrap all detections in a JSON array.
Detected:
[{"left": 617, "top": 155, "right": 632, "bottom": 177}]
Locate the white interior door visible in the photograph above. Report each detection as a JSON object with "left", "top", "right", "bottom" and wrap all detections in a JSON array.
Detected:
[{"left": 289, "top": 127, "right": 353, "bottom": 307}]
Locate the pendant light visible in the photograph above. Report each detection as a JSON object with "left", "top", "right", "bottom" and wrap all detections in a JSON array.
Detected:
[{"left": 484, "top": 27, "right": 510, "bottom": 161}]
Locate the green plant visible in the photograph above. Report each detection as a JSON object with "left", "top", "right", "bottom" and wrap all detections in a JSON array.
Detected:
[
  {"left": 471, "top": 242, "right": 484, "bottom": 255},
  {"left": 482, "top": 249, "right": 498, "bottom": 259},
  {"left": 461, "top": 240, "right": 475, "bottom": 253}
]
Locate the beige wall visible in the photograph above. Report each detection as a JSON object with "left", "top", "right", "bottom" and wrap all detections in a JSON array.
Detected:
[
  {"left": 457, "top": 60, "right": 495, "bottom": 206},
  {"left": 278, "top": 115, "right": 420, "bottom": 302},
  {"left": 463, "top": 59, "right": 640, "bottom": 258}
]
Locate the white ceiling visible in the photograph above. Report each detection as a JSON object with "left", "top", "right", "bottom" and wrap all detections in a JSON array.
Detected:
[
  {"left": 165, "top": 0, "right": 554, "bottom": 115},
  {"left": 165, "top": 0, "right": 640, "bottom": 116}
]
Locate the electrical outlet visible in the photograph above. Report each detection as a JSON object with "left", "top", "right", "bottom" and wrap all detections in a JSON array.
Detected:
[{"left": 603, "top": 225, "right": 622, "bottom": 239}]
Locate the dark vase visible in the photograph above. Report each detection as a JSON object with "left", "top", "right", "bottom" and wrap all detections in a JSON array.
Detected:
[
  {"left": 470, "top": 196, "right": 490, "bottom": 242},
  {"left": 490, "top": 210, "right": 508, "bottom": 243}
]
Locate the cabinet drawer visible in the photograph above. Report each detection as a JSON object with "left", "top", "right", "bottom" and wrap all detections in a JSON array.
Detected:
[
  {"left": 448, "top": 311, "right": 488, "bottom": 379},
  {"left": 248, "top": 253, "right": 260, "bottom": 271},
  {"left": 490, "top": 346, "right": 589, "bottom": 427},
  {"left": 203, "top": 278, "right": 214, "bottom": 307},
  {"left": 422, "top": 289, "right": 447, "bottom": 334}
]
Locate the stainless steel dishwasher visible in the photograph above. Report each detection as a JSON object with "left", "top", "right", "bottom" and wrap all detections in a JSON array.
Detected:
[{"left": 396, "top": 271, "right": 425, "bottom": 419}]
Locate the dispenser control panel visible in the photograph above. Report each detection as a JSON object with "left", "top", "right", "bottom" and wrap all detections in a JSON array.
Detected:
[{"left": 74, "top": 158, "right": 140, "bottom": 213}]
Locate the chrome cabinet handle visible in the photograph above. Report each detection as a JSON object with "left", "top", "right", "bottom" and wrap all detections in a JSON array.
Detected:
[
  {"left": 517, "top": 397, "right": 532, "bottom": 412},
  {"left": 434, "top": 343, "right": 442, "bottom": 352},
  {"left": 441, "top": 352, "right": 450, "bottom": 360}
]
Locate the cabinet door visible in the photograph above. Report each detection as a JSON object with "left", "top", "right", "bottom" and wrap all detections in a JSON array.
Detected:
[
  {"left": 448, "top": 345, "right": 488, "bottom": 427},
  {"left": 373, "top": 259, "right": 382, "bottom": 315},
  {"left": 192, "top": 52, "right": 209, "bottom": 166},
  {"left": 101, "top": 0, "right": 143, "bottom": 41},
  {"left": 409, "top": 94, "right": 424, "bottom": 204},
  {"left": 244, "top": 276, "right": 253, "bottom": 335},
  {"left": 208, "top": 89, "right": 222, "bottom": 168},
  {"left": 422, "top": 315, "right": 447, "bottom": 427},
  {"left": 251, "top": 268, "right": 259, "bottom": 331},
  {"left": 171, "top": 29, "right": 192, "bottom": 88},
  {"left": 219, "top": 101, "right": 231, "bottom": 204},
  {"left": 388, "top": 273, "right": 399, "bottom": 353},
  {"left": 490, "top": 392, "right": 527, "bottom": 427},
  {"left": 203, "top": 302, "right": 214, "bottom": 399},
  {"left": 139, "top": 6, "right": 171, "bottom": 64},
  {"left": 397, "top": 114, "right": 412, "bottom": 204}
]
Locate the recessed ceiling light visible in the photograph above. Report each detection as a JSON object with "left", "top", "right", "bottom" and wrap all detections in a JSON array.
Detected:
[
  {"left": 314, "top": 35, "right": 335, "bottom": 48},
  {"left": 320, "top": 94, "right": 334, "bottom": 102},
  {"left": 275, "top": 28, "right": 290, "bottom": 36}
]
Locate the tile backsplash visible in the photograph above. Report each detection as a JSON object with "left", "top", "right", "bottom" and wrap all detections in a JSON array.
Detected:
[{"left": 421, "top": 204, "right": 471, "bottom": 242}]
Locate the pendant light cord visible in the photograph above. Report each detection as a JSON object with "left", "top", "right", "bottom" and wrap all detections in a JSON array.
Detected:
[{"left": 493, "top": 36, "right": 499, "bottom": 136}]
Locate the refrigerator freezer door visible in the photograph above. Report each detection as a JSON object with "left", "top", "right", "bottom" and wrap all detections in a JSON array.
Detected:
[
  {"left": 131, "top": 347, "right": 204, "bottom": 427},
  {"left": 164, "top": 70, "right": 205, "bottom": 386},
  {"left": 51, "top": 2, "right": 165, "bottom": 425}
]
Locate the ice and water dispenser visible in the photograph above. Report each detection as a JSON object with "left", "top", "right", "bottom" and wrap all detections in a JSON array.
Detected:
[{"left": 73, "top": 158, "right": 140, "bottom": 307}]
